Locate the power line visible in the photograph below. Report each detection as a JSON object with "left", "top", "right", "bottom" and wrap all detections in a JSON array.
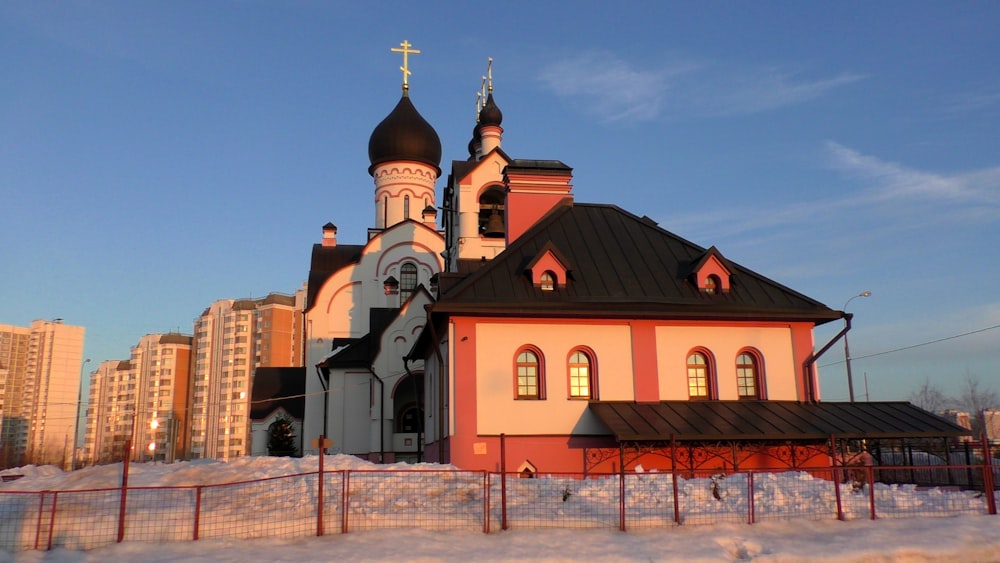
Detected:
[{"left": 820, "top": 323, "right": 1000, "bottom": 368}]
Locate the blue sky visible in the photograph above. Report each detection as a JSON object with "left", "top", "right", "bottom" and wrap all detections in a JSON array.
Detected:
[{"left": 2, "top": 1, "right": 998, "bottom": 404}]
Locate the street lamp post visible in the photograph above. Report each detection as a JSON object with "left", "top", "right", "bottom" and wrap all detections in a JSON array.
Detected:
[{"left": 843, "top": 291, "right": 872, "bottom": 402}]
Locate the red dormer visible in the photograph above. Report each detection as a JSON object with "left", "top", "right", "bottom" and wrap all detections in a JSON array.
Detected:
[
  {"left": 525, "top": 242, "right": 572, "bottom": 291},
  {"left": 690, "top": 246, "right": 733, "bottom": 294}
]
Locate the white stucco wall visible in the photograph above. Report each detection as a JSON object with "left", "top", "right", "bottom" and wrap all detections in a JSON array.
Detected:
[{"left": 302, "top": 222, "right": 444, "bottom": 454}]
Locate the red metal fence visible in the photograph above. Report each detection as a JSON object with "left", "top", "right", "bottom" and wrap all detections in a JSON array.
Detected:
[{"left": 2, "top": 461, "right": 998, "bottom": 553}]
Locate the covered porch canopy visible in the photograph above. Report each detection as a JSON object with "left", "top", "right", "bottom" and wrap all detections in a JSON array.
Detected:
[{"left": 586, "top": 401, "right": 972, "bottom": 471}]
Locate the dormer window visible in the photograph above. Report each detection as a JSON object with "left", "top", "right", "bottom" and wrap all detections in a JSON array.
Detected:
[
  {"left": 690, "top": 246, "right": 733, "bottom": 294},
  {"left": 540, "top": 271, "right": 556, "bottom": 292},
  {"left": 526, "top": 243, "right": 571, "bottom": 292}
]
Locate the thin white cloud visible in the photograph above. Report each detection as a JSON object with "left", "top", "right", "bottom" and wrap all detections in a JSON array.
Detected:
[
  {"left": 663, "top": 143, "right": 1000, "bottom": 244},
  {"left": 946, "top": 87, "right": 1000, "bottom": 116},
  {"left": 686, "top": 69, "right": 865, "bottom": 117},
  {"left": 538, "top": 51, "right": 862, "bottom": 123},
  {"left": 538, "top": 51, "right": 694, "bottom": 123},
  {"left": 825, "top": 142, "right": 1000, "bottom": 205}
]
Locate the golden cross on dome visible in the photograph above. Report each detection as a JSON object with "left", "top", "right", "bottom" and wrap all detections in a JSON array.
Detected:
[
  {"left": 391, "top": 40, "right": 421, "bottom": 91},
  {"left": 487, "top": 57, "right": 494, "bottom": 92}
]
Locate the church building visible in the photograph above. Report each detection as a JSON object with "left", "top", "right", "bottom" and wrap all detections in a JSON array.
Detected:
[{"left": 302, "top": 42, "right": 966, "bottom": 473}]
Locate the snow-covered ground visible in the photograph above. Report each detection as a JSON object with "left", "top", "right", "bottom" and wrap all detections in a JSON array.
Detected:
[{"left": 3, "top": 455, "right": 999, "bottom": 562}]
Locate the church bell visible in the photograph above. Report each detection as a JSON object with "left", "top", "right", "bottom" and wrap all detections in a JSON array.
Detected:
[{"left": 483, "top": 206, "right": 505, "bottom": 238}]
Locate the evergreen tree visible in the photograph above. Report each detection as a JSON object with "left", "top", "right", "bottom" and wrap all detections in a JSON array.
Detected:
[{"left": 267, "top": 415, "right": 298, "bottom": 457}]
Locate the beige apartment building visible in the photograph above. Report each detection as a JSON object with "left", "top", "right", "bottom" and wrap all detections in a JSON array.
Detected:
[
  {"left": 83, "top": 333, "right": 192, "bottom": 464},
  {"left": 190, "top": 292, "right": 302, "bottom": 461},
  {"left": 0, "top": 320, "right": 85, "bottom": 469}
]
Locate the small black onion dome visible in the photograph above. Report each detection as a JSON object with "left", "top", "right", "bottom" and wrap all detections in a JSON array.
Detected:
[
  {"left": 467, "top": 123, "right": 482, "bottom": 158},
  {"left": 368, "top": 94, "right": 442, "bottom": 176},
  {"left": 478, "top": 92, "right": 503, "bottom": 127}
]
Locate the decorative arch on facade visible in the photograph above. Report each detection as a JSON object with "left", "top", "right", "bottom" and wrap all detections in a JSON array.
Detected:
[
  {"left": 566, "top": 346, "right": 598, "bottom": 400},
  {"left": 391, "top": 372, "right": 424, "bottom": 434},
  {"left": 736, "top": 347, "right": 767, "bottom": 400},
  {"left": 513, "top": 345, "right": 546, "bottom": 400},
  {"left": 686, "top": 347, "right": 718, "bottom": 400},
  {"left": 324, "top": 281, "right": 361, "bottom": 315},
  {"left": 375, "top": 240, "right": 444, "bottom": 277}
]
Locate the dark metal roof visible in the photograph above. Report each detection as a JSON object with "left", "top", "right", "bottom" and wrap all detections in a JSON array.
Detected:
[
  {"left": 450, "top": 148, "right": 512, "bottom": 187},
  {"left": 250, "top": 367, "right": 306, "bottom": 421},
  {"left": 316, "top": 308, "right": 401, "bottom": 371},
  {"left": 589, "top": 401, "right": 972, "bottom": 442},
  {"left": 433, "top": 203, "right": 842, "bottom": 324},
  {"left": 320, "top": 336, "right": 370, "bottom": 369},
  {"left": 305, "top": 243, "right": 363, "bottom": 313},
  {"left": 157, "top": 333, "right": 192, "bottom": 346}
]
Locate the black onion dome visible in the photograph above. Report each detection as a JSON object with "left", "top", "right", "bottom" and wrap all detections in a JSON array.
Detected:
[
  {"left": 467, "top": 123, "right": 482, "bottom": 158},
  {"left": 478, "top": 92, "right": 503, "bottom": 127},
  {"left": 368, "top": 94, "right": 442, "bottom": 176}
]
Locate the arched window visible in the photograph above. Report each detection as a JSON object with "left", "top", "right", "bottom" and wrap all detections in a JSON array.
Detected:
[
  {"left": 399, "top": 262, "right": 417, "bottom": 302},
  {"left": 687, "top": 350, "right": 715, "bottom": 400},
  {"left": 395, "top": 404, "right": 423, "bottom": 433},
  {"left": 515, "top": 348, "right": 544, "bottom": 399},
  {"left": 736, "top": 350, "right": 765, "bottom": 399},
  {"left": 568, "top": 349, "right": 597, "bottom": 399},
  {"left": 705, "top": 275, "right": 719, "bottom": 295},
  {"left": 540, "top": 271, "right": 556, "bottom": 292}
]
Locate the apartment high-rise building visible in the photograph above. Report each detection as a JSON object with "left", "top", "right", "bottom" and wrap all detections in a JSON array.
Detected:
[
  {"left": 190, "top": 293, "right": 302, "bottom": 461},
  {"left": 83, "top": 333, "right": 192, "bottom": 465},
  {"left": 82, "top": 360, "right": 127, "bottom": 464},
  {"left": 0, "top": 320, "right": 85, "bottom": 469}
]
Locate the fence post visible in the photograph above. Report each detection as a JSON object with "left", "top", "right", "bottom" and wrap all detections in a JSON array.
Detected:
[
  {"left": 981, "top": 432, "right": 996, "bottom": 516},
  {"left": 866, "top": 465, "right": 876, "bottom": 520},
  {"left": 500, "top": 433, "right": 507, "bottom": 531},
  {"left": 945, "top": 438, "right": 955, "bottom": 486},
  {"left": 33, "top": 492, "right": 46, "bottom": 550},
  {"left": 482, "top": 471, "right": 489, "bottom": 534},
  {"left": 671, "top": 435, "right": 680, "bottom": 525},
  {"left": 317, "top": 436, "right": 325, "bottom": 537},
  {"left": 619, "top": 442, "right": 626, "bottom": 532},
  {"left": 193, "top": 486, "right": 202, "bottom": 540},
  {"left": 907, "top": 445, "right": 915, "bottom": 484},
  {"left": 965, "top": 441, "right": 974, "bottom": 489},
  {"left": 341, "top": 470, "right": 350, "bottom": 534},
  {"left": 830, "top": 434, "right": 844, "bottom": 521},
  {"left": 46, "top": 492, "right": 59, "bottom": 551},
  {"left": 117, "top": 439, "right": 131, "bottom": 543},
  {"left": 747, "top": 472, "right": 754, "bottom": 525}
]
